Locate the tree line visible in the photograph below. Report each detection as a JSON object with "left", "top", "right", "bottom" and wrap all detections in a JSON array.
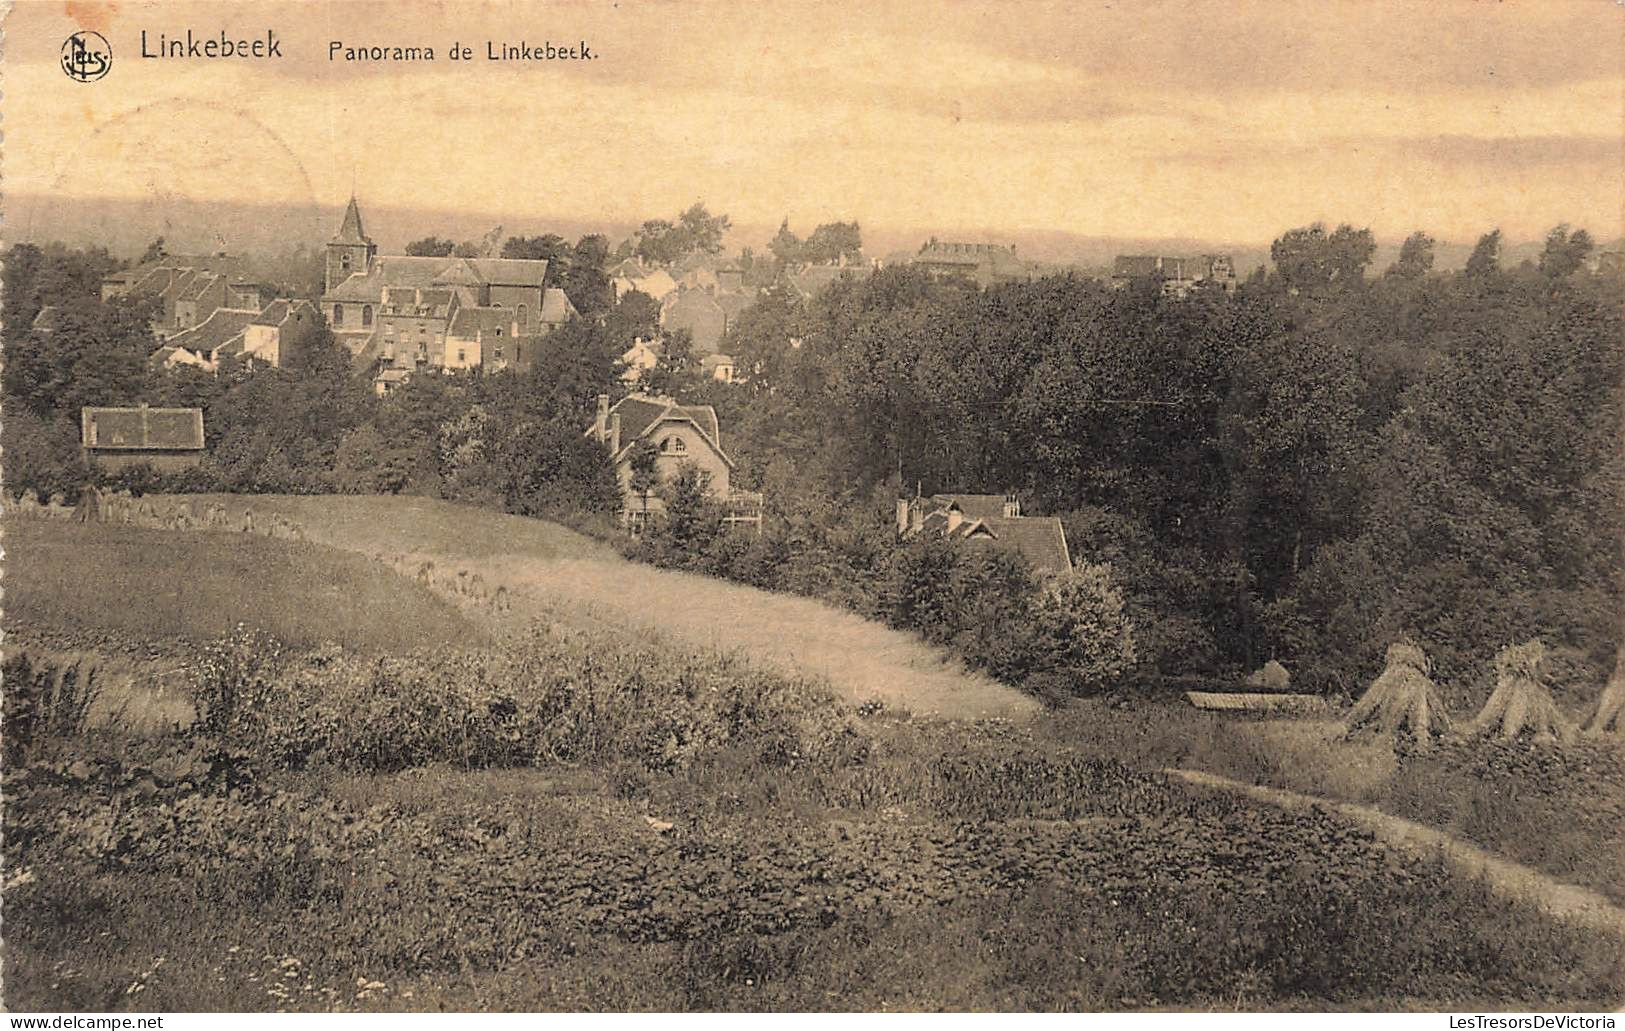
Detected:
[{"left": 692, "top": 224, "right": 1621, "bottom": 694}]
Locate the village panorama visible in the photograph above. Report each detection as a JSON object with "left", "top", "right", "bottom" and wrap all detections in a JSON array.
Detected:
[{"left": 4, "top": 0, "right": 1624, "bottom": 1019}]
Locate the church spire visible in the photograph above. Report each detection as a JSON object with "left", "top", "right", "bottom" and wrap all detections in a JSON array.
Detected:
[{"left": 332, "top": 195, "right": 372, "bottom": 246}]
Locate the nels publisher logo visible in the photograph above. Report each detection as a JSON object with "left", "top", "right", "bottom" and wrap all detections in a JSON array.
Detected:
[{"left": 62, "top": 30, "right": 112, "bottom": 82}]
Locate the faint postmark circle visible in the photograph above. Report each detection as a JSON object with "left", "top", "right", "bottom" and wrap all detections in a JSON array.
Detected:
[{"left": 62, "top": 31, "right": 113, "bottom": 83}]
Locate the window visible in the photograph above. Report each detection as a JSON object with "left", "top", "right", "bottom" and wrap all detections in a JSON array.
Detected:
[
  {"left": 332, "top": 305, "right": 344, "bottom": 326},
  {"left": 492, "top": 347, "right": 504, "bottom": 361},
  {"left": 495, "top": 326, "right": 504, "bottom": 336},
  {"left": 341, "top": 254, "right": 352, "bottom": 271},
  {"left": 456, "top": 349, "right": 466, "bottom": 364},
  {"left": 660, "top": 436, "right": 687, "bottom": 455},
  {"left": 516, "top": 303, "right": 529, "bottom": 331},
  {"left": 362, "top": 305, "right": 373, "bottom": 327}
]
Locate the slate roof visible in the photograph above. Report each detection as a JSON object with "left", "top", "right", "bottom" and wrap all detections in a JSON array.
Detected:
[
  {"left": 325, "top": 255, "right": 550, "bottom": 303},
  {"left": 469, "top": 258, "right": 549, "bottom": 288},
  {"left": 81, "top": 406, "right": 205, "bottom": 451},
  {"left": 350, "top": 334, "right": 383, "bottom": 374},
  {"left": 164, "top": 307, "right": 259, "bottom": 356},
  {"left": 106, "top": 255, "right": 247, "bottom": 294},
  {"left": 934, "top": 493, "right": 1010, "bottom": 522},
  {"left": 382, "top": 286, "right": 456, "bottom": 314},
  {"left": 539, "top": 287, "right": 576, "bottom": 323},
  {"left": 967, "top": 516, "right": 1073, "bottom": 576},
  {"left": 177, "top": 273, "right": 221, "bottom": 302},
  {"left": 906, "top": 494, "right": 1073, "bottom": 576},
  {"left": 331, "top": 196, "right": 373, "bottom": 246},
  {"left": 250, "top": 299, "right": 292, "bottom": 326},
  {"left": 447, "top": 306, "right": 510, "bottom": 339},
  {"left": 597, "top": 394, "right": 731, "bottom": 468},
  {"left": 787, "top": 265, "right": 850, "bottom": 298}
]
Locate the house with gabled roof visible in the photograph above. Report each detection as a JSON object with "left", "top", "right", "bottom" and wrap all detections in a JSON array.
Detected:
[
  {"left": 587, "top": 392, "right": 735, "bottom": 525},
  {"left": 897, "top": 493, "right": 1073, "bottom": 577},
  {"left": 81, "top": 405, "right": 206, "bottom": 473},
  {"left": 102, "top": 254, "right": 255, "bottom": 335},
  {"left": 1110, "top": 254, "right": 1236, "bottom": 297},
  {"left": 240, "top": 299, "right": 322, "bottom": 368},
  {"left": 153, "top": 307, "right": 264, "bottom": 370}
]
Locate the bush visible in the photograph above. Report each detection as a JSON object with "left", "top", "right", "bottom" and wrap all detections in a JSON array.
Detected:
[
  {"left": 1, "top": 410, "right": 87, "bottom": 500},
  {"left": 183, "top": 624, "right": 868, "bottom": 779},
  {"left": 1, "top": 652, "right": 102, "bottom": 763},
  {"left": 1029, "top": 563, "right": 1138, "bottom": 695}
]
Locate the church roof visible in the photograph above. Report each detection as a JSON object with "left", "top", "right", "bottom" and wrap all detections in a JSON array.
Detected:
[
  {"left": 539, "top": 287, "right": 576, "bottom": 323},
  {"left": 324, "top": 254, "right": 551, "bottom": 303},
  {"left": 469, "top": 258, "right": 549, "bottom": 288},
  {"left": 331, "top": 196, "right": 373, "bottom": 247}
]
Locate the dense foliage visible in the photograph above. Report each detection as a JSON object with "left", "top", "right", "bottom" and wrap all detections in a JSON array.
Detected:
[
  {"left": 624, "top": 475, "right": 1137, "bottom": 696},
  {"left": 696, "top": 225, "right": 1623, "bottom": 695}
]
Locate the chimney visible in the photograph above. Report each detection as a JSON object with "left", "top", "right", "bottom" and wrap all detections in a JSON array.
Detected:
[
  {"left": 609, "top": 412, "right": 621, "bottom": 454},
  {"left": 595, "top": 394, "right": 609, "bottom": 440},
  {"left": 946, "top": 506, "right": 962, "bottom": 533},
  {"left": 1003, "top": 493, "right": 1020, "bottom": 518}
]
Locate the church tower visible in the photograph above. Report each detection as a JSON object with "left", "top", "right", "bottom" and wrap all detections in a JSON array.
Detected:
[{"left": 325, "top": 196, "right": 376, "bottom": 294}]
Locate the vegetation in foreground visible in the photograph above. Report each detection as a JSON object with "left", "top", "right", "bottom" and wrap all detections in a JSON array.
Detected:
[
  {"left": 4, "top": 630, "right": 1622, "bottom": 1013},
  {"left": 3, "top": 519, "right": 487, "bottom": 657}
]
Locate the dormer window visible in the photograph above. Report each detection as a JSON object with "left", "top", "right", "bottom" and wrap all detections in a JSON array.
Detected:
[{"left": 660, "top": 436, "right": 687, "bottom": 455}]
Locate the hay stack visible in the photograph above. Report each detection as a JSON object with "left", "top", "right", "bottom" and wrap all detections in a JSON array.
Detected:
[
  {"left": 1245, "top": 660, "right": 1292, "bottom": 691},
  {"left": 1467, "top": 640, "right": 1574, "bottom": 745},
  {"left": 1584, "top": 652, "right": 1625, "bottom": 737},
  {"left": 1345, "top": 641, "right": 1452, "bottom": 749}
]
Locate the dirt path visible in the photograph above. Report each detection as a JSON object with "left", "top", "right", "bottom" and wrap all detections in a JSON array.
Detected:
[{"left": 1168, "top": 768, "right": 1625, "bottom": 936}]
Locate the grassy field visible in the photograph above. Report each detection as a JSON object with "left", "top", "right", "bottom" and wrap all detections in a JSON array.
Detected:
[
  {"left": 6, "top": 497, "right": 1622, "bottom": 1011},
  {"left": 5, "top": 518, "right": 486, "bottom": 655},
  {"left": 176, "top": 494, "right": 1035, "bottom": 720}
]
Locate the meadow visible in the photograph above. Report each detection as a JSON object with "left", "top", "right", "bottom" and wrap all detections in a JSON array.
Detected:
[
  {"left": 4, "top": 508, "right": 1622, "bottom": 1012},
  {"left": 180, "top": 494, "right": 1035, "bottom": 719}
]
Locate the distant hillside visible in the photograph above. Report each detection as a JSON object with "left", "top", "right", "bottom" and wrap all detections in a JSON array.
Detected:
[{"left": 8, "top": 191, "right": 1606, "bottom": 276}]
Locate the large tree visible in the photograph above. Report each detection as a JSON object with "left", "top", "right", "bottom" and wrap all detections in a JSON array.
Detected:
[
  {"left": 1537, "top": 224, "right": 1595, "bottom": 279},
  {"left": 1269, "top": 223, "right": 1376, "bottom": 294},
  {"left": 405, "top": 236, "right": 456, "bottom": 257},
  {"left": 1464, "top": 229, "right": 1502, "bottom": 278},
  {"left": 1386, "top": 231, "right": 1435, "bottom": 280}
]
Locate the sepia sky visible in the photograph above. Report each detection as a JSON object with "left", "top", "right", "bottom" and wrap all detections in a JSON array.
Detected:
[{"left": 6, "top": 0, "right": 1623, "bottom": 246}]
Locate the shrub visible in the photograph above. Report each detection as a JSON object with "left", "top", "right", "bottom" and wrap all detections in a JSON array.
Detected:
[
  {"left": 1030, "top": 563, "right": 1138, "bottom": 695},
  {"left": 1, "top": 410, "right": 87, "bottom": 500},
  {"left": 182, "top": 625, "right": 869, "bottom": 779},
  {"left": 1, "top": 652, "right": 102, "bottom": 763}
]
